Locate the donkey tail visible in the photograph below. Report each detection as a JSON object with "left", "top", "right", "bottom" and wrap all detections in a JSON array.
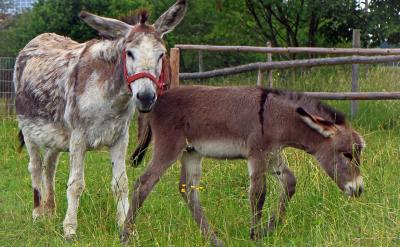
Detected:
[
  {"left": 17, "top": 130, "right": 25, "bottom": 153},
  {"left": 130, "top": 124, "right": 152, "bottom": 167}
]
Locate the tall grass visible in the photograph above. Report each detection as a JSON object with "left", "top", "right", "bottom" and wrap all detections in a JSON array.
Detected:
[{"left": 1, "top": 66, "right": 399, "bottom": 246}]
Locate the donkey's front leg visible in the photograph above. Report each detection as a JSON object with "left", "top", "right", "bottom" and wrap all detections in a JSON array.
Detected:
[
  {"left": 63, "top": 130, "right": 87, "bottom": 241},
  {"left": 247, "top": 152, "right": 268, "bottom": 240},
  {"left": 263, "top": 153, "right": 296, "bottom": 235},
  {"left": 110, "top": 133, "right": 129, "bottom": 227},
  {"left": 121, "top": 155, "right": 177, "bottom": 243},
  {"left": 179, "top": 152, "right": 224, "bottom": 247}
]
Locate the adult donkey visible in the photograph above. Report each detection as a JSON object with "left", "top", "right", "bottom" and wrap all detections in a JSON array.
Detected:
[
  {"left": 14, "top": 0, "right": 187, "bottom": 240},
  {"left": 122, "top": 86, "right": 365, "bottom": 246}
]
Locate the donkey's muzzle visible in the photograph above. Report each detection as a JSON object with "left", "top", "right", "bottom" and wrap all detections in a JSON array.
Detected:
[
  {"left": 136, "top": 91, "right": 156, "bottom": 113},
  {"left": 344, "top": 176, "right": 364, "bottom": 197},
  {"left": 346, "top": 185, "right": 363, "bottom": 197}
]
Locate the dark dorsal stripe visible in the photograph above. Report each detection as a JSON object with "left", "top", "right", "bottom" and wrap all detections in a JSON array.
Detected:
[{"left": 258, "top": 88, "right": 269, "bottom": 135}]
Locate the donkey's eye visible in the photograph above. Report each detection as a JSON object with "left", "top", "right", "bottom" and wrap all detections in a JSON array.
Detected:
[
  {"left": 127, "top": 51, "right": 134, "bottom": 60},
  {"left": 158, "top": 54, "right": 164, "bottom": 61},
  {"left": 343, "top": 153, "right": 353, "bottom": 160}
]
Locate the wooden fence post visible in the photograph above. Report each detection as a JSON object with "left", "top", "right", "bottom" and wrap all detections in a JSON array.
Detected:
[
  {"left": 257, "top": 64, "right": 264, "bottom": 87},
  {"left": 170, "top": 48, "right": 180, "bottom": 88},
  {"left": 198, "top": 51, "right": 203, "bottom": 72},
  {"left": 351, "top": 29, "right": 360, "bottom": 119},
  {"left": 267, "top": 42, "right": 273, "bottom": 87},
  {"left": 257, "top": 42, "right": 273, "bottom": 87}
]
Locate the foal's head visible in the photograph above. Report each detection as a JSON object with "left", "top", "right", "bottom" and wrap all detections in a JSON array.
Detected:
[
  {"left": 79, "top": 0, "right": 187, "bottom": 112},
  {"left": 296, "top": 106, "right": 365, "bottom": 197}
]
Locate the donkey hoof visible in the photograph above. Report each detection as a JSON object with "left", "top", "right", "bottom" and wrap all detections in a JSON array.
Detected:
[
  {"left": 211, "top": 238, "right": 224, "bottom": 247},
  {"left": 261, "top": 216, "right": 280, "bottom": 237},
  {"left": 32, "top": 210, "right": 42, "bottom": 220},
  {"left": 32, "top": 207, "right": 46, "bottom": 220},
  {"left": 120, "top": 232, "right": 130, "bottom": 245},
  {"left": 250, "top": 229, "right": 261, "bottom": 241},
  {"left": 120, "top": 227, "right": 133, "bottom": 245},
  {"left": 64, "top": 225, "right": 77, "bottom": 242},
  {"left": 64, "top": 233, "right": 76, "bottom": 243}
]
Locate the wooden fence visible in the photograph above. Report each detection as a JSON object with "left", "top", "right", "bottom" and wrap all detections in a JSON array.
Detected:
[{"left": 169, "top": 30, "right": 400, "bottom": 118}]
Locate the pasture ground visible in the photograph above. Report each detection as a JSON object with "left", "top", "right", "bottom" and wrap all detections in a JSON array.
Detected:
[{"left": 1, "top": 66, "right": 399, "bottom": 246}]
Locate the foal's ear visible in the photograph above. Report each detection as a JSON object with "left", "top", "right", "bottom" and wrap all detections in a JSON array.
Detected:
[
  {"left": 296, "top": 107, "right": 337, "bottom": 138},
  {"left": 79, "top": 11, "right": 132, "bottom": 39},
  {"left": 154, "top": 0, "right": 188, "bottom": 38}
]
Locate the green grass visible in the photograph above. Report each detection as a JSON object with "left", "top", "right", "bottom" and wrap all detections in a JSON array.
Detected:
[{"left": 1, "top": 66, "right": 400, "bottom": 246}]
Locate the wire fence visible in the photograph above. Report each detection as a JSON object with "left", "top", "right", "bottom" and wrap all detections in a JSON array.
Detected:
[{"left": 0, "top": 57, "right": 15, "bottom": 117}]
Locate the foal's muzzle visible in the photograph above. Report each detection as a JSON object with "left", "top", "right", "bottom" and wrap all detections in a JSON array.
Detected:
[{"left": 344, "top": 176, "right": 364, "bottom": 197}]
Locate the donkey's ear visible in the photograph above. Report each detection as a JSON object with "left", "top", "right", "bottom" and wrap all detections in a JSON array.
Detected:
[
  {"left": 154, "top": 0, "right": 188, "bottom": 38},
  {"left": 79, "top": 11, "right": 132, "bottom": 39},
  {"left": 296, "top": 107, "right": 337, "bottom": 138}
]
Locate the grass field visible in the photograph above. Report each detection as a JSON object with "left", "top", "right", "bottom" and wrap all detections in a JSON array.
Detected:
[{"left": 1, "top": 66, "right": 399, "bottom": 246}]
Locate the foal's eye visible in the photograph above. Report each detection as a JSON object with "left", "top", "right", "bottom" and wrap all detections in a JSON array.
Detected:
[
  {"left": 158, "top": 53, "right": 164, "bottom": 61},
  {"left": 343, "top": 153, "right": 353, "bottom": 160},
  {"left": 127, "top": 51, "right": 134, "bottom": 60}
]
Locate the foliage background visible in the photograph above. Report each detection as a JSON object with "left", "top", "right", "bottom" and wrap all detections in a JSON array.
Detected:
[{"left": 0, "top": 0, "right": 399, "bottom": 71}]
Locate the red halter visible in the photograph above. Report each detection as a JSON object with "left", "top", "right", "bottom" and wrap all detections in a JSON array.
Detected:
[{"left": 122, "top": 49, "right": 166, "bottom": 96}]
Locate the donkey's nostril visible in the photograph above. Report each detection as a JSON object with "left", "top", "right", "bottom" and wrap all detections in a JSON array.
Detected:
[
  {"left": 137, "top": 92, "right": 156, "bottom": 103},
  {"left": 357, "top": 186, "right": 364, "bottom": 195},
  {"left": 346, "top": 185, "right": 363, "bottom": 197}
]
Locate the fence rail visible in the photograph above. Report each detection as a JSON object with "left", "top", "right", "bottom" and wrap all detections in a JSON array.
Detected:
[
  {"left": 179, "top": 55, "right": 400, "bottom": 80},
  {"left": 306, "top": 92, "right": 400, "bottom": 100},
  {"left": 170, "top": 31, "right": 400, "bottom": 118},
  {"left": 176, "top": 44, "right": 400, "bottom": 55}
]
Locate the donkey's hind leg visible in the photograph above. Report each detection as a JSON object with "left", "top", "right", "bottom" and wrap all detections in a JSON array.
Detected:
[
  {"left": 263, "top": 152, "right": 296, "bottom": 235},
  {"left": 43, "top": 149, "right": 60, "bottom": 215},
  {"left": 25, "top": 137, "right": 44, "bottom": 220},
  {"left": 179, "top": 151, "right": 224, "bottom": 247},
  {"left": 247, "top": 152, "right": 268, "bottom": 240}
]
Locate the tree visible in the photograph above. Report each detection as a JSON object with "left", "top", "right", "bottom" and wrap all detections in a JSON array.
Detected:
[
  {"left": 0, "top": 0, "right": 13, "bottom": 28},
  {"left": 0, "top": 0, "right": 149, "bottom": 56},
  {"left": 367, "top": 0, "right": 400, "bottom": 47},
  {"left": 245, "top": 0, "right": 365, "bottom": 48},
  {"left": 0, "top": 0, "right": 12, "bottom": 13},
  {"left": 149, "top": 0, "right": 262, "bottom": 71}
]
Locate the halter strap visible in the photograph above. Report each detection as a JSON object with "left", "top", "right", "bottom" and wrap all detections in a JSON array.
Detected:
[{"left": 122, "top": 49, "right": 166, "bottom": 96}]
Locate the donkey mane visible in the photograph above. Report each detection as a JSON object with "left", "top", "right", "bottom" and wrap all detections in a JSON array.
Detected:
[
  {"left": 259, "top": 88, "right": 346, "bottom": 125},
  {"left": 138, "top": 9, "right": 149, "bottom": 24},
  {"left": 119, "top": 9, "right": 149, "bottom": 26}
]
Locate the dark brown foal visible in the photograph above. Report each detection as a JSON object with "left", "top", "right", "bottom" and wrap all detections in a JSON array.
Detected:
[{"left": 122, "top": 86, "right": 365, "bottom": 246}]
